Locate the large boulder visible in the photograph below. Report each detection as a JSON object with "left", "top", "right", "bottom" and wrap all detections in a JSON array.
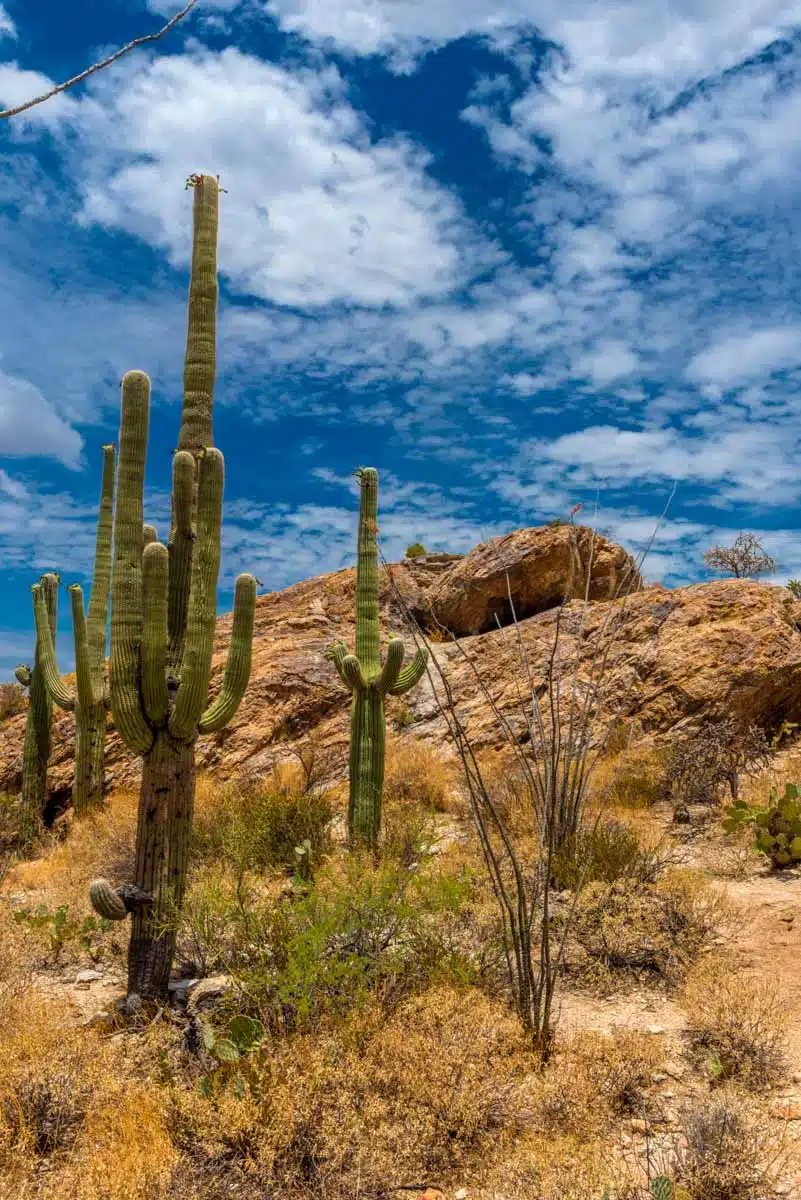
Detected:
[{"left": 417, "top": 525, "right": 643, "bottom": 637}]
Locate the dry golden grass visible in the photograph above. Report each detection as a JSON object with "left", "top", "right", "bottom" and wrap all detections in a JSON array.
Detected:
[
  {"left": 682, "top": 953, "right": 788, "bottom": 1090},
  {"left": 0, "top": 987, "right": 175, "bottom": 1200},
  {"left": 3, "top": 790, "right": 138, "bottom": 914},
  {"left": 383, "top": 736, "right": 457, "bottom": 813},
  {"left": 590, "top": 742, "right": 669, "bottom": 810}
]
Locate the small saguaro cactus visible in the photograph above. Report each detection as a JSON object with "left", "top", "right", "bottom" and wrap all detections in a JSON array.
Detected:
[
  {"left": 17, "top": 573, "right": 60, "bottom": 853},
  {"left": 325, "top": 467, "right": 428, "bottom": 849},
  {"left": 88, "top": 173, "right": 257, "bottom": 1001},
  {"left": 31, "top": 443, "right": 116, "bottom": 815}
]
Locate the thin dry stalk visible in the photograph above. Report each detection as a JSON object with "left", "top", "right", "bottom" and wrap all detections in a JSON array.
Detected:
[{"left": 380, "top": 491, "right": 674, "bottom": 1062}]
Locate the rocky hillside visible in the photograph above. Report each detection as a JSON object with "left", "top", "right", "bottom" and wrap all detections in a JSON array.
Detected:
[{"left": 2, "top": 522, "right": 801, "bottom": 801}]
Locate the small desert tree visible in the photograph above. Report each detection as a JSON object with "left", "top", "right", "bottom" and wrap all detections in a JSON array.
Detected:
[
  {"left": 702, "top": 533, "right": 776, "bottom": 580},
  {"left": 662, "top": 717, "right": 772, "bottom": 807},
  {"left": 405, "top": 542, "right": 427, "bottom": 559}
]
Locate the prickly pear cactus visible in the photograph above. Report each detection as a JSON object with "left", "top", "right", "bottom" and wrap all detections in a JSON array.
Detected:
[{"left": 724, "top": 782, "right": 801, "bottom": 869}]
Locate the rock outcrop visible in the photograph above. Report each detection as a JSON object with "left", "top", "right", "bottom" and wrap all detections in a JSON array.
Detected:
[
  {"left": 2, "top": 528, "right": 801, "bottom": 801},
  {"left": 417, "top": 525, "right": 642, "bottom": 636}
]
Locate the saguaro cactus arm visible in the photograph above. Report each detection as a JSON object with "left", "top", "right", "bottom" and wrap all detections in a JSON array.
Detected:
[
  {"left": 31, "top": 584, "right": 76, "bottom": 711},
  {"left": 168, "top": 448, "right": 224, "bottom": 739},
  {"left": 378, "top": 638, "right": 405, "bottom": 693},
  {"left": 110, "top": 371, "right": 154, "bottom": 755},
  {"left": 14, "top": 664, "right": 31, "bottom": 687},
  {"left": 67, "top": 584, "right": 96, "bottom": 714},
  {"left": 143, "top": 524, "right": 158, "bottom": 546},
  {"left": 198, "top": 572, "right": 257, "bottom": 733},
  {"left": 179, "top": 174, "right": 219, "bottom": 455},
  {"left": 387, "top": 648, "right": 428, "bottom": 696},
  {"left": 141, "top": 542, "right": 169, "bottom": 724},
  {"left": 324, "top": 640, "right": 354, "bottom": 690}
]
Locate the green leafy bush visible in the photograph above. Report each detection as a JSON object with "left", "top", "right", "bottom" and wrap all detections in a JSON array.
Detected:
[
  {"left": 404, "top": 542, "right": 427, "bottom": 558},
  {"left": 724, "top": 782, "right": 801, "bottom": 868},
  {"left": 240, "top": 858, "right": 476, "bottom": 1035},
  {"left": 12, "top": 903, "right": 113, "bottom": 963}
]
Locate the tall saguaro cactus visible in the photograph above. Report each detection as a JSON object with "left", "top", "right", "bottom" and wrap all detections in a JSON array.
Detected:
[
  {"left": 325, "top": 468, "right": 428, "bottom": 849},
  {"left": 31, "top": 443, "right": 116, "bottom": 815},
  {"left": 17, "top": 572, "right": 60, "bottom": 852},
  {"left": 88, "top": 174, "right": 257, "bottom": 1001}
]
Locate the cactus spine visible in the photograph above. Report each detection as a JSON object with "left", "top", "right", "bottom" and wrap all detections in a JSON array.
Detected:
[
  {"left": 31, "top": 444, "right": 116, "bottom": 815},
  {"left": 18, "top": 573, "right": 60, "bottom": 853},
  {"left": 88, "top": 174, "right": 257, "bottom": 1000},
  {"left": 325, "top": 468, "right": 428, "bottom": 849}
]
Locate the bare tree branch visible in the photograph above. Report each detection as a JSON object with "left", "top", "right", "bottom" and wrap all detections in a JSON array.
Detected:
[{"left": 0, "top": 0, "right": 201, "bottom": 120}]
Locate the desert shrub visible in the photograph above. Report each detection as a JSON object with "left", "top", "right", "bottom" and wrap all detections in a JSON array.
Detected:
[
  {"left": 12, "top": 903, "right": 113, "bottom": 965},
  {"left": 0, "top": 681, "right": 24, "bottom": 721},
  {"left": 787, "top": 579, "right": 801, "bottom": 600},
  {"left": 192, "top": 778, "right": 333, "bottom": 879},
  {"left": 529, "top": 1030, "right": 664, "bottom": 1138},
  {"left": 1, "top": 1066, "right": 91, "bottom": 1157},
  {"left": 551, "top": 819, "right": 668, "bottom": 892},
  {"left": 567, "top": 868, "right": 727, "bottom": 988},
  {"left": 605, "top": 747, "right": 668, "bottom": 808},
  {"left": 682, "top": 955, "right": 788, "bottom": 1090},
  {"left": 230, "top": 857, "right": 476, "bottom": 1035},
  {"left": 672, "top": 1092, "right": 783, "bottom": 1199},
  {"left": 404, "top": 542, "right": 427, "bottom": 558},
  {"left": 662, "top": 718, "right": 772, "bottom": 808}
]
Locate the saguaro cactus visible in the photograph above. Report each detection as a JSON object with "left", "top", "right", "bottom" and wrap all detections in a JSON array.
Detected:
[
  {"left": 325, "top": 468, "right": 428, "bottom": 849},
  {"left": 31, "top": 444, "right": 116, "bottom": 814},
  {"left": 88, "top": 174, "right": 257, "bottom": 1000},
  {"left": 17, "top": 573, "right": 60, "bottom": 852}
]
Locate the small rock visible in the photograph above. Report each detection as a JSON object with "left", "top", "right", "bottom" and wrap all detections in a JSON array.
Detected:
[
  {"left": 75, "top": 969, "right": 103, "bottom": 985},
  {"left": 651, "top": 1072, "right": 667, "bottom": 1083},
  {"left": 647, "top": 1025, "right": 665, "bottom": 1036},
  {"left": 773, "top": 1183, "right": 793, "bottom": 1196},
  {"left": 186, "top": 974, "right": 232, "bottom": 1015},
  {"left": 630, "top": 1118, "right": 649, "bottom": 1134},
  {"left": 664, "top": 1061, "right": 686, "bottom": 1079},
  {"left": 455, "top": 1190, "right": 469, "bottom": 1200},
  {"left": 81, "top": 1011, "right": 116, "bottom": 1031}
]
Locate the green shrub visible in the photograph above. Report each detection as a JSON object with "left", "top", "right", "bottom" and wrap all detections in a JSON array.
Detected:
[
  {"left": 551, "top": 819, "right": 667, "bottom": 892},
  {"left": 239, "top": 858, "right": 476, "bottom": 1035},
  {"left": 12, "top": 903, "right": 113, "bottom": 964},
  {"left": 786, "top": 580, "right": 801, "bottom": 600},
  {"left": 404, "top": 542, "right": 427, "bottom": 558},
  {"left": 192, "top": 782, "right": 333, "bottom": 879}
]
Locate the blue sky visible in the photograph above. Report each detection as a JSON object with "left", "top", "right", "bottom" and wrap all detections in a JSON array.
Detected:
[{"left": 0, "top": 0, "right": 800, "bottom": 679}]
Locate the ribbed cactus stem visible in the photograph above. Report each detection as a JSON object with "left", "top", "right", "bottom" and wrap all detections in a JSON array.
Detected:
[
  {"left": 325, "top": 468, "right": 428, "bottom": 850},
  {"left": 18, "top": 573, "right": 59, "bottom": 853},
  {"left": 198, "top": 573, "right": 257, "bottom": 733}
]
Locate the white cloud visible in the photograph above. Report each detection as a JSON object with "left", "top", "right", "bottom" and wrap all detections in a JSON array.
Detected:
[
  {"left": 0, "top": 4, "right": 15, "bottom": 40},
  {"left": 0, "top": 371, "right": 83, "bottom": 468},
  {"left": 686, "top": 327, "right": 801, "bottom": 390},
  {"left": 3, "top": 48, "right": 502, "bottom": 309},
  {"left": 576, "top": 340, "right": 639, "bottom": 387}
]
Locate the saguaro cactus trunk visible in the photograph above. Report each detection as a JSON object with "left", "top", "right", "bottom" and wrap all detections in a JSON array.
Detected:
[
  {"left": 88, "top": 174, "right": 257, "bottom": 1001},
  {"left": 32, "top": 443, "right": 116, "bottom": 814},
  {"left": 325, "top": 468, "right": 428, "bottom": 849},
  {"left": 17, "top": 573, "right": 60, "bottom": 853}
]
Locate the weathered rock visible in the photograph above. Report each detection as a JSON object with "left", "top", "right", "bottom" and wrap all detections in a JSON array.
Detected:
[
  {"left": 417, "top": 524, "right": 642, "bottom": 637},
  {"left": 186, "top": 974, "right": 232, "bottom": 1015}
]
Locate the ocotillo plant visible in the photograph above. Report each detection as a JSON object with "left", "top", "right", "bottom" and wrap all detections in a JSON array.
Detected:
[
  {"left": 88, "top": 174, "right": 257, "bottom": 1001},
  {"left": 31, "top": 443, "right": 116, "bottom": 814},
  {"left": 17, "top": 572, "right": 60, "bottom": 853},
  {"left": 325, "top": 467, "right": 428, "bottom": 849}
]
